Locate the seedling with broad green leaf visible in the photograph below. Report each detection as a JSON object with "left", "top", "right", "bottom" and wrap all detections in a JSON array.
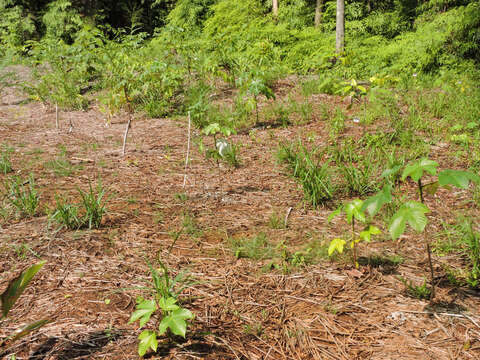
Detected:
[
  {"left": 337, "top": 79, "right": 369, "bottom": 127},
  {"left": 362, "top": 157, "right": 480, "bottom": 299},
  {"left": 328, "top": 199, "right": 381, "bottom": 267},
  {"left": 1, "top": 261, "right": 50, "bottom": 351},
  {"left": 338, "top": 79, "right": 367, "bottom": 103},
  {"left": 246, "top": 78, "right": 275, "bottom": 125},
  {"left": 202, "top": 122, "right": 239, "bottom": 167},
  {"left": 362, "top": 184, "right": 393, "bottom": 218},
  {"left": 401, "top": 158, "right": 439, "bottom": 203},
  {"left": 129, "top": 261, "right": 194, "bottom": 357}
]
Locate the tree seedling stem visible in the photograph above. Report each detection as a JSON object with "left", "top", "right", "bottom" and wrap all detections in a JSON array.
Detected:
[
  {"left": 418, "top": 178, "right": 424, "bottom": 203},
  {"left": 254, "top": 94, "right": 259, "bottom": 125},
  {"left": 416, "top": 177, "right": 435, "bottom": 300},
  {"left": 352, "top": 218, "right": 357, "bottom": 267}
]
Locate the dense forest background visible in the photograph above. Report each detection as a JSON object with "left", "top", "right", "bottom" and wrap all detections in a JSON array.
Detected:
[
  {"left": 1, "top": 0, "right": 478, "bottom": 120},
  {"left": 1, "top": 0, "right": 479, "bottom": 74}
]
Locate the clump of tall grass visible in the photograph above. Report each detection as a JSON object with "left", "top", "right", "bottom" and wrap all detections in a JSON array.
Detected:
[{"left": 277, "top": 141, "right": 335, "bottom": 207}]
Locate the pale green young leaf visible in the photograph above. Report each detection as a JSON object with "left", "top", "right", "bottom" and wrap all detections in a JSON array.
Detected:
[
  {"left": 344, "top": 199, "right": 365, "bottom": 224},
  {"left": 158, "top": 296, "right": 179, "bottom": 312},
  {"left": 158, "top": 308, "right": 194, "bottom": 338},
  {"left": 220, "top": 126, "right": 236, "bottom": 137},
  {"left": 203, "top": 123, "right": 221, "bottom": 136},
  {"left": 138, "top": 330, "right": 158, "bottom": 357},
  {"left": 359, "top": 225, "right": 381, "bottom": 243},
  {"left": 357, "top": 85, "right": 367, "bottom": 94},
  {"left": 402, "top": 158, "right": 438, "bottom": 182},
  {"left": 328, "top": 238, "right": 346, "bottom": 256},
  {"left": 128, "top": 299, "right": 157, "bottom": 328}
]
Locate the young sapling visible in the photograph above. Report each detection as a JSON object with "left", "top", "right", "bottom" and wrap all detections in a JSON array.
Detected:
[
  {"left": 363, "top": 157, "right": 480, "bottom": 299},
  {"left": 328, "top": 199, "right": 381, "bottom": 267}
]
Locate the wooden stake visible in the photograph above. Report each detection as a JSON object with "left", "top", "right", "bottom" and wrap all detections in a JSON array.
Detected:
[
  {"left": 55, "top": 103, "right": 59, "bottom": 129},
  {"left": 183, "top": 112, "right": 192, "bottom": 189},
  {"left": 68, "top": 114, "right": 74, "bottom": 133},
  {"left": 122, "top": 114, "right": 132, "bottom": 157},
  {"left": 122, "top": 87, "right": 133, "bottom": 156},
  {"left": 284, "top": 207, "right": 293, "bottom": 228}
]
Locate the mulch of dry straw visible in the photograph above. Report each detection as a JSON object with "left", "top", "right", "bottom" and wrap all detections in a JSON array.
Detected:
[{"left": 0, "top": 70, "right": 479, "bottom": 359}]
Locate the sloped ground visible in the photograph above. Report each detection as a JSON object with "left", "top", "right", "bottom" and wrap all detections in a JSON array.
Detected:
[{"left": 1, "top": 69, "right": 479, "bottom": 359}]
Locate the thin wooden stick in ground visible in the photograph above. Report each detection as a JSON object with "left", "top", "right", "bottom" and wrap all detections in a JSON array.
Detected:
[
  {"left": 122, "top": 114, "right": 132, "bottom": 156},
  {"left": 122, "top": 88, "right": 133, "bottom": 156},
  {"left": 68, "top": 113, "right": 74, "bottom": 133},
  {"left": 183, "top": 112, "right": 191, "bottom": 189},
  {"left": 55, "top": 103, "right": 59, "bottom": 129},
  {"left": 284, "top": 207, "right": 293, "bottom": 228}
]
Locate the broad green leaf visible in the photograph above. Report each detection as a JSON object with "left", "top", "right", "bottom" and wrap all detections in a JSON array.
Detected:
[
  {"left": 402, "top": 158, "right": 438, "bottom": 182},
  {"left": 359, "top": 226, "right": 381, "bottom": 243},
  {"left": 362, "top": 185, "right": 392, "bottom": 217},
  {"left": 357, "top": 85, "right": 367, "bottom": 94},
  {"left": 340, "top": 85, "right": 352, "bottom": 95},
  {"left": 328, "top": 238, "right": 346, "bottom": 256},
  {"left": 1, "top": 261, "right": 46, "bottom": 319},
  {"left": 344, "top": 199, "right": 365, "bottom": 224},
  {"left": 389, "top": 201, "right": 430, "bottom": 240},
  {"left": 158, "top": 308, "right": 194, "bottom": 338},
  {"left": 203, "top": 123, "right": 221, "bottom": 136},
  {"left": 438, "top": 169, "right": 480, "bottom": 189},
  {"left": 220, "top": 127, "right": 236, "bottom": 137},
  {"left": 138, "top": 330, "right": 158, "bottom": 357},
  {"left": 158, "top": 296, "right": 179, "bottom": 312},
  {"left": 128, "top": 299, "right": 156, "bottom": 328}
]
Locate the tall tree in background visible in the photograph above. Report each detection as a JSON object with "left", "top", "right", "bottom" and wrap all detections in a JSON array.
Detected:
[
  {"left": 315, "top": 0, "right": 323, "bottom": 28},
  {"left": 336, "top": 0, "right": 344, "bottom": 53},
  {"left": 272, "top": 0, "right": 278, "bottom": 17}
]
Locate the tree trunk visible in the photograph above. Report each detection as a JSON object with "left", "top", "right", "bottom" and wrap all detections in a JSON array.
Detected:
[
  {"left": 315, "top": 0, "right": 324, "bottom": 28},
  {"left": 272, "top": 0, "right": 279, "bottom": 17},
  {"left": 336, "top": 0, "right": 345, "bottom": 53}
]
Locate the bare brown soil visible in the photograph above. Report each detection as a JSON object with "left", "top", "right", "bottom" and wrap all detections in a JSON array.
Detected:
[{"left": 1, "top": 68, "right": 479, "bottom": 359}]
